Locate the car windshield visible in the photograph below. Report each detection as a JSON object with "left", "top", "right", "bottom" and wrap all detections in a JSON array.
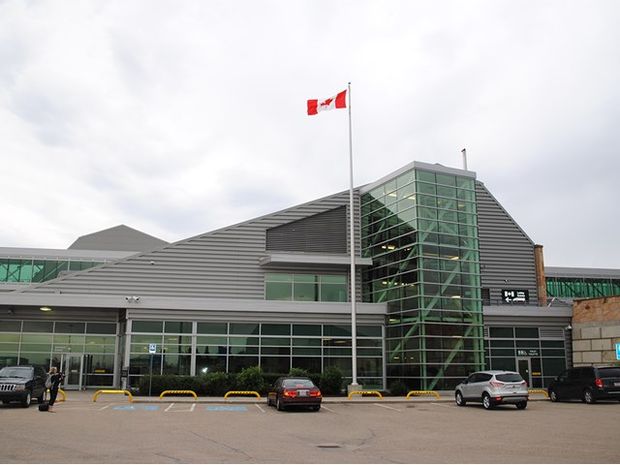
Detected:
[
  {"left": 598, "top": 367, "right": 620, "bottom": 378},
  {"left": 496, "top": 373, "right": 523, "bottom": 383},
  {"left": 0, "top": 367, "right": 33, "bottom": 379},
  {"left": 282, "top": 379, "right": 315, "bottom": 388}
]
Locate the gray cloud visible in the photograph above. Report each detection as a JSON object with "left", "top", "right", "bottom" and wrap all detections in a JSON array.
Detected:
[{"left": 0, "top": 0, "right": 619, "bottom": 269}]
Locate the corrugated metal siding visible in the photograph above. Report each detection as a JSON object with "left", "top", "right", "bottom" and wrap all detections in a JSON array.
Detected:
[
  {"left": 22, "top": 191, "right": 363, "bottom": 300},
  {"left": 266, "top": 206, "right": 346, "bottom": 253},
  {"left": 476, "top": 182, "right": 538, "bottom": 303}
]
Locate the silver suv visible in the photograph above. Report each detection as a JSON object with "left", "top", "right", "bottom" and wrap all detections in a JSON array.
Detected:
[{"left": 455, "top": 370, "right": 529, "bottom": 410}]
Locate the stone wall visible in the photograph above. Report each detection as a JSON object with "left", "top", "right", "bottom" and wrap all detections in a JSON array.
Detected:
[{"left": 572, "top": 296, "right": 620, "bottom": 365}]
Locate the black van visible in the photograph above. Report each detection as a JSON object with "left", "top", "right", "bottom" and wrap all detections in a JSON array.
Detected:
[{"left": 548, "top": 366, "right": 620, "bottom": 404}]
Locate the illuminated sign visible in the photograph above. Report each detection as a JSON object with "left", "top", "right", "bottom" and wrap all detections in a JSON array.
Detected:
[{"left": 502, "top": 289, "right": 529, "bottom": 303}]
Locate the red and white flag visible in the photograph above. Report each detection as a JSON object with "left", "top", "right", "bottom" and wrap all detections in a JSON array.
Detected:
[{"left": 307, "top": 90, "right": 347, "bottom": 115}]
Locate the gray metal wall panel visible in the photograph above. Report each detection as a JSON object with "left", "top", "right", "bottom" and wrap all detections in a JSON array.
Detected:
[
  {"left": 266, "top": 206, "right": 347, "bottom": 253},
  {"left": 21, "top": 191, "right": 364, "bottom": 300},
  {"left": 476, "top": 182, "right": 539, "bottom": 304}
]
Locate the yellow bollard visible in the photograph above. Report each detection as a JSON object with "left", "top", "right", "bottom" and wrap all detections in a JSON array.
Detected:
[
  {"left": 92, "top": 389, "right": 134, "bottom": 402},
  {"left": 224, "top": 391, "right": 261, "bottom": 399},
  {"left": 406, "top": 390, "right": 440, "bottom": 400},
  {"left": 348, "top": 390, "right": 383, "bottom": 400},
  {"left": 160, "top": 390, "right": 198, "bottom": 399}
]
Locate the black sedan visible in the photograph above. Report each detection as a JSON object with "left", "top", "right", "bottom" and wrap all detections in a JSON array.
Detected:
[{"left": 267, "top": 377, "right": 322, "bottom": 411}]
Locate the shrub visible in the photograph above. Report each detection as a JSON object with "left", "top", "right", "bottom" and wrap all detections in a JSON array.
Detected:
[
  {"left": 388, "top": 380, "right": 409, "bottom": 396},
  {"left": 288, "top": 367, "right": 310, "bottom": 378},
  {"left": 204, "top": 372, "right": 236, "bottom": 396},
  {"left": 137, "top": 375, "right": 202, "bottom": 396},
  {"left": 319, "top": 366, "right": 343, "bottom": 395},
  {"left": 236, "top": 366, "right": 265, "bottom": 393}
]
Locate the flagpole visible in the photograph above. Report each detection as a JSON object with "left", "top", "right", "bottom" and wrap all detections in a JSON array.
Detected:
[{"left": 347, "top": 81, "right": 359, "bottom": 388}]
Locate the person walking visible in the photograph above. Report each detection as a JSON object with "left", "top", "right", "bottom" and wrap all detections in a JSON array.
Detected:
[{"left": 47, "top": 367, "right": 64, "bottom": 413}]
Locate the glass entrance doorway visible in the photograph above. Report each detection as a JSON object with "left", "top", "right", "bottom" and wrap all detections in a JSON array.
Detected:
[
  {"left": 517, "top": 357, "right": 532, "bottom": 387},
  {"left": 60, "top": 354, "right": 84, "bottom": 390}
]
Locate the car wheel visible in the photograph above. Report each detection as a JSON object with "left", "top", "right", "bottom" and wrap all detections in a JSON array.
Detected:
[
  {"left": 515, "top": 401, "right": 527, "bottom": 410},
  {"left": 266, "top": 397, "right": 272, "bottom": 407},
  {"left": 583, "top": 389, "right": 596, "bottom": 404},
  {"left": 455, "top": 391, "right": 466, "bottom": 406},
  {"left": 21, "top": 391, "right": 32, "bottom": 408},
  {"left": 482, "top": 393, "right": 494, "bottom": 410},
  {"left": 276, "top": 396, "right": 285, "bottom": 411},
  {"left": 549, "top": 390, "right": 559, "bottom": 402},
  {"left": 310, "top": 405, "right": 321, "bottom": 411}
]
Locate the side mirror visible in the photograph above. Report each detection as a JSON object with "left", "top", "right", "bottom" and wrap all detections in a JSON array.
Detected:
[{"left": 461, "top": 378, "right": 468, "bottom": 385}]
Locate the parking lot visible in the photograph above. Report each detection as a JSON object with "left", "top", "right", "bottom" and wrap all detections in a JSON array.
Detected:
[{"left": 1, "top": 396, "right": 619, "bottom": 463}]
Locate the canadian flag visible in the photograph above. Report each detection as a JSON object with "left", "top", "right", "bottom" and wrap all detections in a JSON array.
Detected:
[{"left": 307, "top": 90, "right": 347, "bottom": 115}]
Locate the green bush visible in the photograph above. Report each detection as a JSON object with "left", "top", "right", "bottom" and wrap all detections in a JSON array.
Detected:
[
  {"left": 319, "top": 366, "right": 343, "bottom": 395},
  {"left": 236, "top": 366, "right": 265, "bottom": 393},
  {"left": 137, "top": 375, "right": 203, "bottom": 396},
  {"left": 204, "top": 372, "right": 236, "bottom": 396},
  {"left": 288, "top": 367, "right": 310, "bottom": 378},
  {"left": 388, "top": 380, "right": 409, "bottom": 396}
]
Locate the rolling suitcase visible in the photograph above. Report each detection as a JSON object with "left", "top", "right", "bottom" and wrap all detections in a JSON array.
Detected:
[{"left": 38, "top": 402, "right": 49, "bottom": 412}]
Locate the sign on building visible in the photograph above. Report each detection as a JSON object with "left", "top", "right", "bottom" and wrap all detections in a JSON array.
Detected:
[
  {"left": 616, "top": 343, "right": 620, "bottom": 361},
  {"left": 148, "top": 343, "right": 157, "bottom": 354},
  {"left": 501, "top": 289, "right": 529, "bottom": 304}
]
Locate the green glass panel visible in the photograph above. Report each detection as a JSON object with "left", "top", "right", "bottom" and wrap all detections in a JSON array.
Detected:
[
  {"left": 229, "top": 336, "right": 259, "bottom": 346},
  {"left": 0, "top": 321, "right": 21, "bottom": 332},
  {"left": 132, "top": 321, "right": 163, "bottom": 333},
  {"left": 292, "top": 347, "right": 321, "bottom": 356},
  {"left": 293, "top": 274, "right": 316, "bottom": 283},
  {"left": 196, "top": 336, "right": 227, "bottom": 345},
  {"left": 292, "top": 338, "right": 321, "bottom": 346},
  {"left": 293, "top": 282, "right": 316, "bottom": 301},
  {"left": 261, "top": 337, "right": 290, "bottom": 346},
  {"left": 292, "top": 325, "right": 321, "bottom": 336},
  {"left": 18, "top": 260, "right": 33, "bottom": 282},
  {"left": 320, "top": 283, "right": 347, "bottom": 302},
  {"left": 164, "top": 321, "right": 192, "bottom": 334},
  {"left": 261, "top": 324, "right": 290, "bottom": 335},
  {"left": 7, "top": 260, "right": 20, "bottom": 282},
  {"left": 0, "top": 259, "right": 8, "bottom": 281},
  {"left": 23, "top": 321, "right": 53, "bottom": 333},
  {"left": 416, "top": 170, "right": 435, "bottom": 183},
  {"left": 321, "top": 275, "right": 346, "bottom": 284},
  {"left": 265, "top": 273, "right": 292, "bottom": 282},
  {"left": 265, "top": 282, "right": 292, "bottom": 300},
  {"left": 197, "top": 322, "right": 227, "bottom": 334},
  {"left": 229, "top": 323, "right": 259, "bottom": 335},
  {"left": 55, "top": 322, "right": 85, "bottom": 334},
  {"left": 417, "top": 182, "right": 436, "bottom": 195},
  {"left": 86, "top": 323, "right": 116, "bottom": 334}
]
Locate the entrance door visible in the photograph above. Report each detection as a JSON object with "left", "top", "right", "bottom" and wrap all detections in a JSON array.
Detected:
[
  {"left": 61, "top": 354, "right": 84, "bottom": 390},
  {"left": 517, "top": 358, "right": 532, "bottom": 387}
]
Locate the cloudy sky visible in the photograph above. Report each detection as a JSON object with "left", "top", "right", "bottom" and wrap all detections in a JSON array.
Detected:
[{"left": 1, "top": 0, "right": 619, "bottom": 268}]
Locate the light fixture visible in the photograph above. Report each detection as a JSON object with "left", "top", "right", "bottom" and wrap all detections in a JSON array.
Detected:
[{"left": 40, "top": 306, "right": 53, "bottom": 312}]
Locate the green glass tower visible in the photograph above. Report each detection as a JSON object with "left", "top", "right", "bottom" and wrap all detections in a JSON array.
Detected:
[{"left": 361, "top": 163, "right": 484, "bottom": 390}]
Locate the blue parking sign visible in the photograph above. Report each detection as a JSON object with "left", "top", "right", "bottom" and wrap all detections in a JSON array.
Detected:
[{"left": 616, "top": 343, "right": 620, "bottom": 360}]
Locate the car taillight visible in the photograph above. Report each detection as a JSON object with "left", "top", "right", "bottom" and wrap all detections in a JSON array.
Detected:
[
  {"left": 595, "top": 378, "right": 604, "bottom": 389},
  {"left": 310, "top": 389, "right": 322, "bottom": 397},
  {"left": 489, "top": 381, "right": 504, "bottom": 388},
  {"left": 283, "top": 389, "right": 297, "bottom": 398}
]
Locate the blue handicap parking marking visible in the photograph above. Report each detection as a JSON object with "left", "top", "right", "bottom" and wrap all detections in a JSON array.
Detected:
[
  {"left": 113, "top": 405, "right": 136, "bottom": 411},
  {"left": 112, "top": 405, "right": 160, "bottom": 411},
  {"left": 206, "top": 405, "right": 248, "bottom": 412}
]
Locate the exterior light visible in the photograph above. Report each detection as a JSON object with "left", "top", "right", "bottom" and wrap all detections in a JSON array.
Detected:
[{"left": 40, "top": 306, "right": 52, "bottom": 312}]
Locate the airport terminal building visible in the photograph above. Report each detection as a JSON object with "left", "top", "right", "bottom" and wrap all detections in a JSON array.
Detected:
[{"left": 1, "top": 161, "right": 617, "bottom": 391}]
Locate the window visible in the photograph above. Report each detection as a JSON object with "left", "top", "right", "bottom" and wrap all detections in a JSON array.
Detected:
[{"left": 265, "top": 273, "right": 347, "bottom": 302}]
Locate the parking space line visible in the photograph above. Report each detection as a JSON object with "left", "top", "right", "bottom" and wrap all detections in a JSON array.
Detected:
[
  {"left": 98, "top": 404, "right": 111, "bottom": 411},
  {"left": 255, "top": 404, "right": 265, "bottom": 413},
  {"left": 190, "top": 403, "right": 196, "bottom": 412},
  {"left": 321, "top": 406, "right": 337, "bottom": 413},
  {"left": 431, "top": 403, "right": 452, "bottom": 408},
  {"left": 373, "top": 403, "right": 402, "bottom": 412},
  {"left": 165, "top": 403, "right": 175, "bottom": 412}
]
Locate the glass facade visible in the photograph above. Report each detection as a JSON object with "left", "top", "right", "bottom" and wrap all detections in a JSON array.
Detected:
[
  {"left": 546, "top": 276, "right": 620, "bottom": 299},
  {"left": 128, "top": 320, "right": 383, "bottom": 389},
  {"left": 361, "top": 167, "right": 484, "bottom": 390},
  {"left": 265, "top": 273, "right": 348, "bottom": 302},
  {"left": 0, "top": 320, "right": 117, "bottom": 387},
  {"left": 0, "top": 258, "right": 104, "bottom": 284},
  {"left": 485, "top": 326, "right": 566, "bottom": 388}
]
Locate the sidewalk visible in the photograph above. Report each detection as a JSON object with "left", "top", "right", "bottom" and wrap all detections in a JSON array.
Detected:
[{"left": 59, "top": 389, "right": 551, "bottom": 404}]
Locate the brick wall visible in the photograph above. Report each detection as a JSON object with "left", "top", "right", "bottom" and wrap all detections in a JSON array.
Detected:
[{"left": 571, "top": 296, "right": 620, "bottom": 365}]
